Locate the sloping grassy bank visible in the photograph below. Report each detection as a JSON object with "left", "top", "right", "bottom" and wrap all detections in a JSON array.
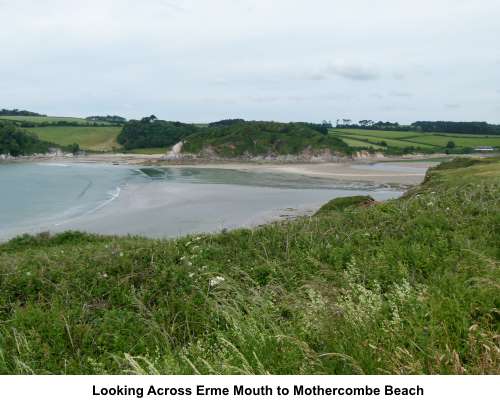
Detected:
[{"left": 0, "top": 158, "right": 498, "bottom": 374}]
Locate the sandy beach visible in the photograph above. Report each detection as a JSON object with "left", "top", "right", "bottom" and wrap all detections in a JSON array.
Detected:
[{"left": 10, "top": 152, "right": 445, "bottom": 187}]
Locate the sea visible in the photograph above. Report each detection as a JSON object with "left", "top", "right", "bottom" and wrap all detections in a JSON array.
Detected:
[{"left": 0, "top": 162, "right": 405, "bottom": 241}]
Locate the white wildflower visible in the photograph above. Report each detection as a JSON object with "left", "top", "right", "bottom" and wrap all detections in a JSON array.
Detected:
[{"left": 209, "top": 276, "right": 225, "bottom": 287}]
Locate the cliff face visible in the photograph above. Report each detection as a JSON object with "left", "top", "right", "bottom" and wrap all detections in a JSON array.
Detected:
[{"left": 163, "top": 142, "right": 386, "bottom": 162}]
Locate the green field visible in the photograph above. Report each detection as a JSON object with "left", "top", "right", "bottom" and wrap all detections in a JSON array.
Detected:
[
  {"left": 30, "top": 126, "right": 121, "bottom": 151},
  {"left": 0, "top": 115, "right": 93, "bottom": 124},
  {"left": 337, "top": 136, "right": 385, "bottom": 149},
  {"left": 0, "top": 157, "right": 498, "bottom": 374},
  {"left": 333, "top": 129, "right": 420, "bottom": 139},
  {"left": 331, "top": 130, "right": 434, "bottom": 149},
  {"left": 413, "top": 135, "right": 500, "bottom": 148},
  {"left": 331, "top": 128, "right": 500, "bottom": 151}
]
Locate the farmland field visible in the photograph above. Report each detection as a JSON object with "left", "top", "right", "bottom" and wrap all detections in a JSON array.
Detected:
[
  {"left": 411, "top": 135, "right": 500, "bottom": 148},
  {"left": 30, "top": 126, "right": 121, "bottom": 151},
  {"left": 331, "top": 128, "right": 500, "bottom": 151},
  {"left": 331, "top": 131, "right": 435, "bottom": 149},
  {"left": 331, "top": 129, "right": 420, "bottom": 139},
  {"left": 0, "top": 115, "right": 94, "bottom": 124},
  {"left": 334, "top": 136, "right": 384, "bottom": 149}
]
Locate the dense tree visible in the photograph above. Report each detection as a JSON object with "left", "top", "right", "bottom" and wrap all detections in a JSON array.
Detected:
[
  {"left": 182, "top": 121, "right": 351, "bottom": 157},
  {"left": 117, "top": 118, "right": 199, "bottom": 149},
  {"left": 208, "top": 119, "right": 245, "bottom": 127},
  {"left": 86, "top": 115, "right": 127, "bottom": 124},
  {"left": 0, "top": 123, "right": 52, "bottom": 156},
  {"left": 411, "top": 121, "right": 500, "bottom": 135},
  {"left": 334, "top": 119, "right": 500, "bottom": 135},
  {"left": 0, "top": 108, "right": 46, "bottom": 117}
]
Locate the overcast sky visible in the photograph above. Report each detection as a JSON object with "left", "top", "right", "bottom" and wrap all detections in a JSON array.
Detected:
[{"left": 1, "top": 0, "right": 499, "bottom": 123}]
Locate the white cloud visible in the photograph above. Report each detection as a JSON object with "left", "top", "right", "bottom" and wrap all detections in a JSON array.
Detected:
[{"left": 0, "top": 0, "right": 499, "bottom": 123}]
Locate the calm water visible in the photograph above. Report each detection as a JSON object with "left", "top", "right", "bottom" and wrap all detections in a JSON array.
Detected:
[{"left": 0, "top": 163, "right": 403, "bottom": 240}]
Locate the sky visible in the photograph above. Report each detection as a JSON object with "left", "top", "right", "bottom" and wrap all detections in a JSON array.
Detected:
[{"left": 1, "top": 0, "right": 499, "bottom": 123}]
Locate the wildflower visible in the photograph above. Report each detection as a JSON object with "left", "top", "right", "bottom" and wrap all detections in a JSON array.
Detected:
[
  {"left": 26, "top": 272, "right": 31, "bottom": 276},
  {"left": 119, "top": 252, "right": 124, "bottom": 257},
  {"left": 427, "top": 202, "right": 433, "bottom": 206},
  {"left": 188, "top": 272, "right": 195, "bottom": 278},
  {"left": 209, "top": 276, "right": 225, "bottom": 287}
]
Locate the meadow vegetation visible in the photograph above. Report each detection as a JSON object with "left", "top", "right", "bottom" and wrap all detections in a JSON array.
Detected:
[
  {"left": 0, "top": 157, "right": 498, "bottom": 374},
  {"left": 331, "top": 128, "right": 500, "bottom": 154},
  {"left": 30, "top": 126, "right": 121, "bottom": 152}
]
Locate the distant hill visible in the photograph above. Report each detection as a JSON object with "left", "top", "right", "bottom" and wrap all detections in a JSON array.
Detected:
[
  {"left": 182, "top": 121, "right": 350, "bottom": 157},
  {"left": 0, "top": 108, "right": 46, "bottom": 117},
  {"left": 117, "top": 118, "right": 350, "bottom": 157}
]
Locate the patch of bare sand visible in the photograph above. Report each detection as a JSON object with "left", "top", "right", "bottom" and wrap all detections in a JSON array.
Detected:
[{"left": 161, "top": 161, "right": 437, "bottom": 186}]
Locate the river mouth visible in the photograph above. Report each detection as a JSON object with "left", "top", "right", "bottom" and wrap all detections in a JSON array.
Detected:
[{"left": 0, "top": 163, "right": 405, "bottom": 241}]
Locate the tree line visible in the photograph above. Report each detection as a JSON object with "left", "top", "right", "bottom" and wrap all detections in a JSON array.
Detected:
[
  {"left": 335, "top": 119, "right": 500, "bottom": 135},
  {"left": 0, "top": 122, "right": 51, "bottom": 156},
  {"left": 86, "top": 115, "right": 127, "bottom": 124},
  {"left": 0, "top": 108, "right": 46, "bottom": 117},
  {"left": 116, "top": 117, "right": 199, "bottom": 149}
]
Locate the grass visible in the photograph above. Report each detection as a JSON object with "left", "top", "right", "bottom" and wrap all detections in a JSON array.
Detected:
[
  {"left": 413, "top": 135, "right": 500, "bottom": 148},
  {"left": 332, "top": 129, "right": 422, "bottom": 139},
  {"left": 337, "top": 137, "right": 385, "bottom": 149},
  {"left": 0, "top": 157, "right": 498, "bottom": 374},
  {"left": 331, "top": 129, "right": 500, "bottom": 152},
  {"left": 30, "top": 126, "right": 121, "bottom": 151},
  {"left": 314, "top": 195, "right": 375, "bottom": 215},
  {"left": 0, "top": 116, "right": 92, "bottom": 124}
]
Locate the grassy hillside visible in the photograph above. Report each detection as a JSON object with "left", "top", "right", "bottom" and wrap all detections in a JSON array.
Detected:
[
  {"left": 0, "top": 157, "right": 498, "bottom": 374},
  {"left": 30, "top": 126, "right": 121, "bottom": 151},
  {"left": 183, "top": 121, "right": 351, "bottom": 157},
  {"left": 0, "top": 116, "right": 93, "bottom": 125},
  {"left": 331, "top": 128, "right": 500, "bottom": 152}
]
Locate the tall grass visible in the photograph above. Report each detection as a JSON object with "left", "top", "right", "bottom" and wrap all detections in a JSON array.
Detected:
[{"left": 0, "top": 158, "right": 498, "bottom": 374}]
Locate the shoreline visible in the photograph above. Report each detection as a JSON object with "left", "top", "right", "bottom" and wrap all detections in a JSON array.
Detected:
[{"left": 0, "top": 152, "right": 451, "bottom": 187}]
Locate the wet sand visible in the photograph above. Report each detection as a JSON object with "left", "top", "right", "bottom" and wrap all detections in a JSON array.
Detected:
[
  {"left": 168, "top": 161, "right": 436, "bottom": 186},
  {"left": 17, "top": 153, "right": 442, "bottom": 187}
]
